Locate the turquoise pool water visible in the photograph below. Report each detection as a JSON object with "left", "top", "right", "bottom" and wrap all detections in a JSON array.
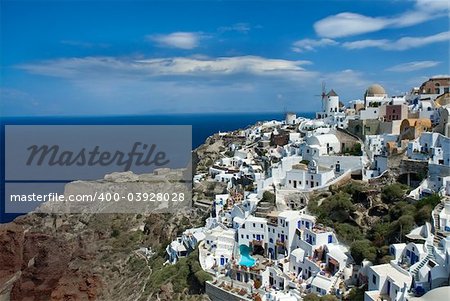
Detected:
[{"left": 239, "top": 245, "right": 256, "bottom": 267}]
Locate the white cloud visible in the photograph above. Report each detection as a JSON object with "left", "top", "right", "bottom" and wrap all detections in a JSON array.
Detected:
[
  {"left": 60, "top": 40, "right": 109, "bottom": 48},
  {"left": 17, "top": 56, "right": 315, "bottom": 79},
  {"left": 415, "top": 0, "right": 450, "bottom": 13},
  {"left": 0, "top": 88, "right": 40, "bottom": 115},
  {"left": 342, "top": 39, "right": 390, "bottom": 49},
  {"left": 218, "top": 23, "right": 252, "bottom": 33},
  {"left": 386, "top": 60, "right": 441, "bottom": 72},
  {"left": 431, "top": 74, "right": 450, "bottom": 78},
  {"left": 12, "top": 56, "right": 325, "bottom": 115},
  {"left": 147, "top": 32, "right": 202, "bottom": 49},
  {"left": 342, "top": 31, "right": 450, "bottom": 50},
  {"left": 12, "top": 56, "right": 394, "bottom": 115},
  {"left": 314, "top": 13, "right": 390, "bottom": 38},
  {"left": 323, "top": 69, "right": 371, "bottom": 90},
  {"left": 292, "top": 38, "right": 338, "bottom": 52},
  {"left": 314, "top": 0, "right": 449, "bottom": 38}
]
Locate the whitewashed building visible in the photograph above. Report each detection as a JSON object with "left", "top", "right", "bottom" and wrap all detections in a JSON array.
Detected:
[
  {"left": 365, "top": 262, "right": 411, "bottom": 301},
  {"left": 237, "top": 215, "right": 269, "bottom": 249},
  {"left": 285, "top": 160, "right": 335, "bottom": 191}
]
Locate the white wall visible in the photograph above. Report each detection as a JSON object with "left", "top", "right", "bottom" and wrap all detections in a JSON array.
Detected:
[{"left": 360, "top": 107, "right": 381, "bottom": 120}]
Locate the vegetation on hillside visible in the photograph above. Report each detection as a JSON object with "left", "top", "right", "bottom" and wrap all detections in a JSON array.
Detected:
[
  {"left": 140, "top": 248, "right": 212, "bottom": 300},
  {"left": 308, "top": 180, "right": 441, "bottom": 265}
]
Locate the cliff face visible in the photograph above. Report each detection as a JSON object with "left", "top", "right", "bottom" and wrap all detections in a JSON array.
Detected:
[
  {"left": 0, "top": 209, "right": 207, "bottom": 301},
  {"left": 0, "top": 217, "right": 101, "bottom": 301},
  {"left": 0, "top": 134, "right": 231, "bottom": 301}
]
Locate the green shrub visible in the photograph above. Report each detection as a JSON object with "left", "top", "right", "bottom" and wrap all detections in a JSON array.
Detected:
[
  {"left": 368, "top": 222, "right": 390, "bottom": 247},
  {"left": 348, "top": 143, "right": 362, "bottom": 156},
  {"left": 389, "top": 201, "right": 415, "bottom": 220},
  {"left": 303, "top": 294, "right": 321, "bottom": 301},
  {"left": 194, "top": 270, "right": 212, "bottom": 284},
  {"left": 224, "top": 150, "right": 234, "bottom": 157},
  {"left": 262, "top": 191, "right": 276, "bottom": 204},
  {"left": 321, "top": 296, "right": 339, "bottom": 301},
  {"left": 388, "top": 215, "right": 415, "bottom": 242},
  {"left": 414, "top": 206, "right": 432, "bottom": 225},
  {"left": 111, "top": 229, "right": 120, "bottom": 238},
  {"left": 346, "top": 285, "right": 367, "bottom": 301},
  {"left": 415, "top": 194, "right": 441, "bottom": 210},
  {"left": 335, "top": 223, "right": 364, "bottom": 244},
  {"left": 145, "top": 247, "right": 210, "bottom": 294},
  {"left": 350, "top": 240, "right": 376, "bottom": 264},
  {"left": 382, "top": 183, "right": 408, "bottom": 203}
]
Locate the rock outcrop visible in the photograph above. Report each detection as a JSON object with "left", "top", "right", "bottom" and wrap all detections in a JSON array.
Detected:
[{"left": 0, "top": 171, "right": 206, "bottom": 301}]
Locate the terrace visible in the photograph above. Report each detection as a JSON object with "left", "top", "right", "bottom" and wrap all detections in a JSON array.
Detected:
[
  {"left": 207, "top": 277, "right": 261, "bottom": 301},
  {"left": 232, "top": 255, "right": 275, "bottom": 275},
  {"left": 365, "top": 290, "right": 392, "bottom": 301},
  {"left": 310, "top": 224, "right": 333, "bottom": 234}
]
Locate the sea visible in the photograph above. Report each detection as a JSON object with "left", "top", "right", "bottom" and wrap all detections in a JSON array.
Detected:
[{"left": 0, "top": 112, "right": 314, "bottom": 223}]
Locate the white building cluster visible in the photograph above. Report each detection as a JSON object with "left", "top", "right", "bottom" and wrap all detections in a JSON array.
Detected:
[
  {"left": 200, "top": 203, "right": 353, "bottom": 300},
  {"left": 365, "top": 200, "right": 450, "bottom": 301},
  {"left": 167, "top": 77, "right": 450, "bottom": 300}
]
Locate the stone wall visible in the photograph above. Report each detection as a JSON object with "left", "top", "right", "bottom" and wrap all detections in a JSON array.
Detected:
[{"left": 205, "top": 281, "right": 250, "bottom": 301}]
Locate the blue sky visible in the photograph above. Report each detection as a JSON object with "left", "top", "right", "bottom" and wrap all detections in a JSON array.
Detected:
[{"left": 1, "top": 0, "right": 449, "bottom": 116}]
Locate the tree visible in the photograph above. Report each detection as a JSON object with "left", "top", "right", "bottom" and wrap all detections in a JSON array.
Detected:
[
  {"left": 194, "top": 270, "right": 212, "bottom": 284},
  {"left": 327, "top": 192, "right": 355, "bottom": 223},
  {"left": 346, "top": 285, "right": 366, "bottom": 301},
  {"left": 262, "top": 191, "right": 276, "bottom": 205},
  {"left": 414, "top": 206, "right": 432, "bottom": 225},
  {"left": 381, "top": 183, "right": 407, "bottom": 203},
  {"left": 348, "top": 143, "right": 362, "bottom": 156},
  {"left": 350, "top": 240, "right": 376, "bottom": 264},
  {"left": 342, "top": 181, "right": 367, "bottom": 203},
  {"left": 335, "top": 223, "right": 363, "bottom": 244},
  {"left": 303, "top": 294, "right": 321, "bottom": 301},
  {"left": 389, "top": 215, "right": 414, "bottom": 242},
  {"left": 321, "top": 296, "right": 339, "bottom": 301},
  {"left": 416, "top": 194, "right": 441, "bottom": 209},
  {"left": 224, "top": 150, "right": 234, "bottom": 157},
  {"left": 379, "top": 255, "right": 394, "bottom": 264},
  {"left": 111, "top": 229, "right": 120, "bottom": 238},
  {"left": 389, "top": 201, "right": 415, "bottom": 220},
  {"left": 368, "top": 222, "right": 390, "bottom": 247}
]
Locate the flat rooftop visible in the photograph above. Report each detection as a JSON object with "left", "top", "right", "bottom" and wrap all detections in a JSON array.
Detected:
[{"left": 370, "top": 263, "right": 411, "bottom": 286}]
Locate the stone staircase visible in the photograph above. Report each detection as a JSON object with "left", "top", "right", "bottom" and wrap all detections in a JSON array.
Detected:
[
  {"left": 254, "top": 201, "right": 274, "bottom": 218},
  {"left": 331, "top": 269, "right": 343, "bottom": 292},
  {"left": 432, "top": 202, "right": 445, "bottom": 246},
  {"left": 411, "top": 255, "right": 431, "bottom": 282},
  {"left": 433, "top": 231, "right": 446, "bottom": 247},
  {"left": 411, "top": 244, "right": 436, "bottom": 282},
  {"left": 426, "top": 244, "right": 435, "bottom": 259}
]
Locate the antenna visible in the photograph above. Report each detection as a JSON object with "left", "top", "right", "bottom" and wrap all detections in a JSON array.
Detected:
[{"left": 314, "top": 81, "right": 327, "bottom": 112}]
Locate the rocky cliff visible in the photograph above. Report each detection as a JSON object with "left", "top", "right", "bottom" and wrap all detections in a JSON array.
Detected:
[{"left": 0, "top": 170, "right": 207, "bottom": 301}]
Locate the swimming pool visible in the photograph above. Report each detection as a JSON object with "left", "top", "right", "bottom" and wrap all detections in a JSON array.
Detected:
[{"left": 239, "top": 245, "right": 256, "bottom": 267}]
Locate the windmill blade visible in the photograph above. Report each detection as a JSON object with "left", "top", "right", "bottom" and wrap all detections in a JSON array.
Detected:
[{"left": 321, "top": 81, "right": 327, "bottom": 99}]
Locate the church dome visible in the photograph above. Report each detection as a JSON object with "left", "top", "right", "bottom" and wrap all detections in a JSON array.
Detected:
[{"left": 365, "top": 84, "right": 386, "bottom": 97}]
